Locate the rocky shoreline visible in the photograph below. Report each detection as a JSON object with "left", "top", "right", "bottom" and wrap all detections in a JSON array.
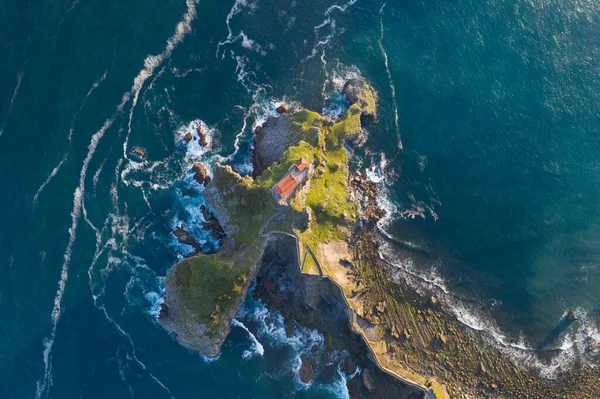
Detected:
[
  {"left": 160, "top": 77, "right": 600, "bottom": 398},
  {"left": 253, "top": 236, "right": 428, "bottom": 399}
]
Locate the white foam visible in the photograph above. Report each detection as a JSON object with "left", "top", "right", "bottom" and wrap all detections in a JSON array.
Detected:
[
  {"left": 232, "top": 319, "right": 265, "bottom": 357},
  {"left": 92, "top": 155, "right": 109, "bottom": 191},
  {"left": 36, "top": 109, "right": 118, "bottom": 398},
  {"left": 33, "top": 154, "right": 68, "bottom": 206},
  {"left": 324, "top": 0, "right": 359, "bottom": 16},
  {"left": 69, "top": 71, "right": 108, "bottom": 142},
  {"left": 378, "top": 4, "right": 402, "bottom": 150},
  {"left": 366, "top": 154, "right": 387, "bottom": 184},
  {"left": 305, "top": 0, "right": 360, "bottom": 60},
  {"left": 0, "top": 67, "right": 24, "bottom": 137},
  {"left": 380, "top": 240, "right": 600, "bottom": 378},
  {"left": 216, "top": 0, "right": 257, "bottom": 58},
  {"left": 97, "top": 303, "right": 174, "bottom": 398},
  {"left": 123, "top": 0, "right": 199, "bottom": 159}
]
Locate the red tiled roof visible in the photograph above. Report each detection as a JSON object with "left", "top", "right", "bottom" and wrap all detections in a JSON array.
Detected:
[
  {"left": 274, "top": 174, "right": 299, "bottom": 197},
  {"left": 294, "top": 158, "right": 309, "bottom": 172}
]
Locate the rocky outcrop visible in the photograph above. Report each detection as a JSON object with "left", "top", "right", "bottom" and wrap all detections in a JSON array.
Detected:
[
  {"left": 130, "top": 147, "right": 147, "bottom": 160},
  {"left": 299, "top": 354, "right": 315, "bottom": 383},
  {"left": 200, "top": 205, "right": 226, "bottom": 242},
  {"left": 342, "top": 78, "right": 378, "bottom": 120},
  {"left": 253, "top": 237, "right": 428, "bottom": 399},
  {"left": 184, "top": 132, "right": 193, "bottom": 142},
  {"left": 192, "top": 162, "right": 211, "bottom": 186},
  {"left": 276, "top": 103, "right": 289, "bottom": 114},
  {"left": 172, "top": 226, "right": 203, "bottom": 255},
  {"left": 197, "top": 126, "right": 209, "bottom": 147},
  {"left": 252, "top": 113, "right": 294, "bottom": 177}
]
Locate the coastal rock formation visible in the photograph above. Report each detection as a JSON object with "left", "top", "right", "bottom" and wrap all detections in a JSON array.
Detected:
[
  {"left": 161, "top": 77, "right": 600, "bottom": 399},
  {"left": 200, "top": 205, "right": 226, "bottom": 241},
  {"left": 192, "top": 162, "right": 211, "bottom": 186},
  {"left": 342, "top": 78, "right": 378, "bottom": 119},
  {"left": 299, "top": 354, "right": 314, "bottom": 383},
  {"left": 253, "top": 236, "right": 427, "bottom": 398},
  {"left": 173, "top": 226, "right": 203, "bottom": 255},
  {"left": 161, "top": 79, "right": 378, "bottom": 360},
  {"left": 251, "top": 108, "right": 333, "bottom": 177},
  {"left": 251, "top": 113, "right": 294, "bottom": 177},
  {"left": 276, "top": 103, "right": 289, "bottom": 114},
  {"left": 197, "top": 126, "right": 208, "bottom": 147},
  {"left": 184, "top": 132, "right": 193, "bottom": 142},
  {"left": 130, "top": 147, "right": 147, "bottom": 160}
]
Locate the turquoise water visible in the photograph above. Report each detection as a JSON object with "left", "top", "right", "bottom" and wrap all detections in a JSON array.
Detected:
[{"left": 1, "top": 0, "right": 600, "bottom": 396}]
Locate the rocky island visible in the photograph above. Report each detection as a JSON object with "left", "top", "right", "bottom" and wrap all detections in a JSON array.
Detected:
[{"left": 160, "top": 79, "right": 600, "bottom": 398}]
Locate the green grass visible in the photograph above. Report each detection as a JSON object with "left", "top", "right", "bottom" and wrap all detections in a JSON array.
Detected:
[{"left": 166, "top": 78, "right": 378, "bottom": 348}]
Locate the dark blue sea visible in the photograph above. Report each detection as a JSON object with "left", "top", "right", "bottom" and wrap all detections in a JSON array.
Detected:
[{"left": 2, "top": 0, "right": 600, "bottom": 397}]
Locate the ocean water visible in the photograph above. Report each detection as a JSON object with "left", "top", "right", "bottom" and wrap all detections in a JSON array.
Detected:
[{"left": 1, "top": 0, "right": 600, "bottom": 397}]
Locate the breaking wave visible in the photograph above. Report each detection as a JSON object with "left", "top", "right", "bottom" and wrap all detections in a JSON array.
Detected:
[{"left": 379, "top": 238, "right": 600, "bottom": 379}]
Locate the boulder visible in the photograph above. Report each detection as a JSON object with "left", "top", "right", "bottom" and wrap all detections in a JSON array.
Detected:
[
  {"left": 299, "top": 354, "right": 313, "bottom": 383},
  {"left": 566, "top": 310, "right": 578, "bottom": 322},
  {"left": 276, "top": 103, "right": 289, "bottom": 114},
  {"left": 184, "top": 132, "right": 193, "bottom": 142},
  {"left": 192, "top": 162, "right": 211, "bottom": 186},
  {"left": 284, "top": 320, "right": 294, "bottom": 338},
  {"left": 173, "top": 226, "right": 203, "bottom": 254},
  {"left": 131, "top": 147, "right": 147, "bottom": 160},
  {"left": 197, "top": 126, "right": 209, "bottom": 147}
]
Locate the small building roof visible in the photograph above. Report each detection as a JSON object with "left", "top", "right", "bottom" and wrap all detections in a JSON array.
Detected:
[
  {"left": 294, "top": 158, "right": 309, "bottom": 172},
  {"left": 274, "top": 174, "right": 299, "bottom": 197}
]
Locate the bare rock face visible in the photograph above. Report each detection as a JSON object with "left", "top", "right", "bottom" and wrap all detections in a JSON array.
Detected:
[
  {"left": 342, "top": 78, "right": 377, "bottom": 119},
  {"left": 192, "top": 162, "right": 211, "bottom": 186},
  {"left": 200, "top": 204, "right": 226, "bottom": 241},
  {"left": 197, "top": 126, "right": 209, "bottom": 147},
  {"left": 173, "top": 226, "right": 203, "bottom": 255},
  {"left": 276, "top": 103, "right": 289, "bottom": 114},
  {"left": 130, "top": 147, "right": 147, "bottom": 160},
  {"left": 251, "top": 113, "right": 294, "bottom": 177},
  {"left": 184, "top": 132, "right": 193, "bottom": 142}
]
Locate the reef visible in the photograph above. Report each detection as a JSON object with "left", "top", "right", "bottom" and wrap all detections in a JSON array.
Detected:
[{"left": 160, "top": 78, "right": 600, "bottom": 397}]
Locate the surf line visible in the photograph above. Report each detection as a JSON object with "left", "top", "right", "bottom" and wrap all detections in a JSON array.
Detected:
[
  {"left": 378, "top": 4, "right": 402, "bottom": 150},
  {"left": 0, "top": 66, "right": 25, "bottom": 138},
  {"left": 35, "top": 113, "right": 117, "bottom": 399},
  {"left": 35, "top": 1, "right": 200, "bottom": 396},
  {"left": 33, "top": 71, "right": 108, "bottom": 206},
  {"left": 304, "top": 0, "right": 360, "bottom": 61},
  {"left": 123, "top": 0, "right": 200, "bottom": 161}
]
